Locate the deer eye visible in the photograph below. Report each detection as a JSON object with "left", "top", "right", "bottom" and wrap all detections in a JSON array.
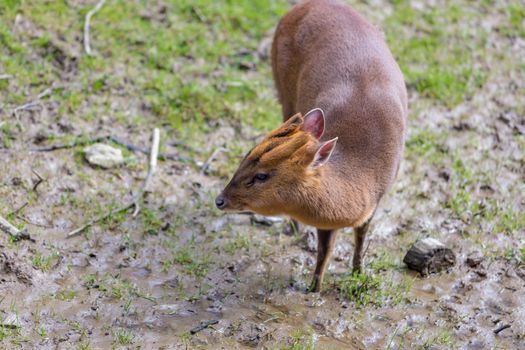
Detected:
[{"left": 254, "top": 173, "right": 269, "bottom": 182}]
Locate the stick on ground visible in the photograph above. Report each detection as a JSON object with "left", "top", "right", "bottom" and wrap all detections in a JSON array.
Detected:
[
  {"left": 31, "top": 169, "right": 45, "bottom": 193},
  {"left": 12, "top": 86, "right": 55, "bottom": 119},
  {"left": 66, "top": 128, "right": 160, "bottom": 238},
  {"left": 132, "top": 128, "right": 159, "bottom": 217},
  {"left": 0, "top": 216, "right": 30, "bottom": 241},
  {"left": 190, "top": 320, "right": 219, "bottom": 335},
  {"left": 84, "top": 0, "right": 107, "bottom": 56},
  {"left": 201, "top": 147, "right": 226, "bottom": 174},
  {"left": 494, "top": 324, "right": 511, "bottom": 335}
]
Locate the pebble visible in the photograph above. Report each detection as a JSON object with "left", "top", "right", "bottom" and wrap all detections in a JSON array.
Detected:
[{"left": 84, "top": 143, "right": 124, "bottom": 168}]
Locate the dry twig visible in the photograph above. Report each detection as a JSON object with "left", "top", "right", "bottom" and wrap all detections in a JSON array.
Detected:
[
  {"left": 13, "top": 86, "right": 55, "bottom": 119},
  {"left": 8, "top": 202, "right": 28, "bottom": 217},
  {"left": 14, "top": 215, "right": 53, "bottom": 229},
  {"left": 132, "top": 128, "right": 159, "bottom": 217},
  {"left": 84, "top": 0, "right": 107, "bottom": 56},
  {"left": 0, "top": 215, "right": 30, "bottom": 241},
  {"left": 31, "top": 169, "right": 45, "bottom": 192},
  {"left": 190, "top": 320, "right": 219, "bottom": 335},
  {"left": 201, "top": 147, "right": 226, "bottom": 174},
  {"left": 494, "top": 324, "right": 511, "bottom": 335},
  {"left": 66, "top": 128, "right": 160, "bottom": 238}
]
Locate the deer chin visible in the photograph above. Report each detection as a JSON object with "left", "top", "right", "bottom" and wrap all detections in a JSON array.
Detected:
[
  {"left": 248, "top": 206, "right": 282, "bottom": 217},
  {"left": 221, "top": 201, "right": 250, "bottom": 213}
]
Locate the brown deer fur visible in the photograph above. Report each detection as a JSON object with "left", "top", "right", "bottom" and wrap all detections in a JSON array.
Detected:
[{"left": 216, "top": 0, "right": 407, "bottom": 292}]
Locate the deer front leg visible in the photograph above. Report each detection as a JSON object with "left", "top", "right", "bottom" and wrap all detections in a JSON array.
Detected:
[
  {"left": 352, "top": 219, "right": 372, "bottom": 273},
  {"left": 309, "top": 229, "right": 339, "bottom": 292}
]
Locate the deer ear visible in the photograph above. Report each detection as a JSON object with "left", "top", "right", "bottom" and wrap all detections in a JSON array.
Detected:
[
  {"left": 312, "top": 137, "right": 338, "bottom": 168},
  {"left": 302, "top": 108, "right": 325, "bottom": 139}
]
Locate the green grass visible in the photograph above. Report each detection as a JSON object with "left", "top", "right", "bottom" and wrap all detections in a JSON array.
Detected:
[
  {"left": 32, "top": 251, "right": 60, "bottom": 271},
  {"left": 385, "top": 1, "right": 487, "bottom": 107},
  {"left": 493, "top": 207, "right": 525, "bottom": 235},
  {"left": 334, "top": 272, "right": 412, "bottom": 307},
  {"left": 503, "top": 2, "right": 525, "bottom": 38},
  {"left": 141, "top": 207, "right": 164, "bottom": 233},
  {"left": 82, "top": 274, "right": 155, "bottom": 308},
  {"left": 54, "top": 289, "right": 76, "bottom": 301},
  {"left": 283, "top": 329, "right": 315, "bottom": 350},
  {"left": 0, "top": 0, "right": 286, "bottom": 150},
  {"left": 405, "top": 128, "right": 447, "bottom": 160},
  {"left": 113, "top": 328, "right": 134, "bottom": 346},
  {"left": 168, "top": 246, "right": 210, "bottom": 277},
  {"left": 417, "top": 329, "right": 454, "bottom": 349},
  {"left": 369, "top": 250, "right": 401, "bottom": 272},
  {"left": 0, "top": 326, "right": 21, "bottom": 343},
  {"left": 0, "top": 122, "right": 15, "bottom": 148},
  {"left": 77, "top": 342, "right": 93, "bottom": 350},
  {"left": 223, "top": 232, "right": 251, "bottom": 254}
]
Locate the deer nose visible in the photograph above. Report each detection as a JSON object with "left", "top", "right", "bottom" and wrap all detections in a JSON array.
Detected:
[{"left": 215, "top": 195, "right": 227, "bottom": 210}]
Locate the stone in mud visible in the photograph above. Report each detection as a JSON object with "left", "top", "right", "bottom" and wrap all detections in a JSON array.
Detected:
[
  {"left": 403, "top": 238, "right": 456, "bottom": 275},
  {"left": 84, "top": 143, "right": 124, "bottom": 168}
]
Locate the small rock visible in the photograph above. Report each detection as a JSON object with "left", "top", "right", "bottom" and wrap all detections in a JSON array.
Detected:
[
  {"left": 465, "top": 251, "right": 484, "bottom": 268},
  {"left": 84, "top": 143, "right": 124, "bottom": 169},
  {"left": 403, "top": 238, "right": 456, "bottom": 275}
]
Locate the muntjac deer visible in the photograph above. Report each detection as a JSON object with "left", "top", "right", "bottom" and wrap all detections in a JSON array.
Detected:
[{"left": 216, "top": 0, "right": 407, "bottom": 292}]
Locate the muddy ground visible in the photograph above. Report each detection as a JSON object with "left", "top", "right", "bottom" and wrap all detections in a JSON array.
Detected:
[{"left": 1, "top": 0, "right": 525, "bottom": 349}]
